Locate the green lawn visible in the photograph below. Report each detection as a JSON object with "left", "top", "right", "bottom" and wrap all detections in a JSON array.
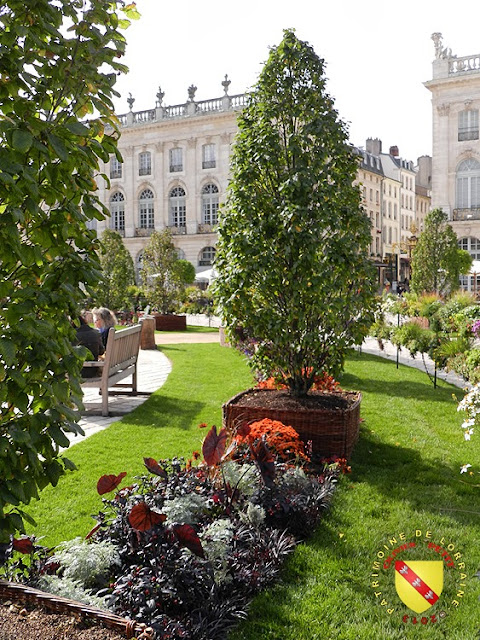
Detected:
[
  {"left": 156, "top": 324, "right": 220, "bottom": 334},
  {"left": 25, "top": 345, "right": 480, "bottom": 640}
]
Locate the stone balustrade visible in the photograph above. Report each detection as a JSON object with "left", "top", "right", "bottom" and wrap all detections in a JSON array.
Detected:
[
  {"left": 115, "top": 94, "right": 247, "bottom": 129},
  {"left": 449, "top": 55, "right": 480, "bottom": 75}
]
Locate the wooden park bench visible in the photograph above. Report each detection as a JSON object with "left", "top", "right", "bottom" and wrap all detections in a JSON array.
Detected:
[{"left": 81, "top": 324, "right": 142, "bottom": 416}]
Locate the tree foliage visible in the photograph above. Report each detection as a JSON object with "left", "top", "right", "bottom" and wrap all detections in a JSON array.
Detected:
[
  {"left": 93, "top": 229, "right": 135, "bottom": 310},
  {"left": 0, "top": 0, "right": 138, "bottom": 541},
  {"left": 411, "top": 208, "right": 473, "bottom": 296},
  {"left": 141, "top": 230, "right": 193, "bottom": 314},
  {"left": 213, "top": 30, "right": 377, "bottom": 397}
]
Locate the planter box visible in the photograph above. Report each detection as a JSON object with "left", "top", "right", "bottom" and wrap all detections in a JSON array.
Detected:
[
  {"left": 153, "top": 314, "right": 186, "bottom": 331},
  {"left": 222, "top": 388, "right": 362, "bottom": 460}
]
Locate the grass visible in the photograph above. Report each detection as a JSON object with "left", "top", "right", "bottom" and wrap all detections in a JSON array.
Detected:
[
  {"left": 25, "top": 346, "right": 480, "bottom": 640},
  {"left": 155, "top": 325, "right": 219, "bottom": 334},
  {"left": 26, "top": 344, "right": 252, "bottom": 543}
]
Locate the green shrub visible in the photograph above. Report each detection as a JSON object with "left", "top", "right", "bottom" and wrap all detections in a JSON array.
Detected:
[
  {"left": 0, "top": 0, "right": 138, "bottom": 541},
  {"left": 391, "top": 322, "right": 436, "bottom": 358},
  {"left": 180, "top": 287, "right": 214, "bottom": 315},
  {"left": 445, "top": 347, "right": 480, "bottom": 382},
  {"left": 431, "top": 336, "right": 471, "bottom": 368},
  {"left": 417, "top": 293, "right": 444, "bottom": 319}
]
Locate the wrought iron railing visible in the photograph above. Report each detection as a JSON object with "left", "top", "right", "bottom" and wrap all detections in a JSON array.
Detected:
[
  {"left": 134, "top": 227, "right": 155, "bottom": 237},
  {"left": 197, "top": 223, "right": 216, "bottom": 234},
  {"left": 453, "top": 208, "right": 480, "bottom": 221},
  {"left": 167, "top": 224, "right": 186, "bottom": 235}
]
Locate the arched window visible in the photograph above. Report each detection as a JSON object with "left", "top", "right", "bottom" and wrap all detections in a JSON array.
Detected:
[
  {"left": 110, "top": 192, "right": 125, "bottom": 231},
  {"left": 176, "top": 248, "right": 186, "bottom": 260},
  {"left": 202, "top": 183, "right": 219, "bottom": 225},
  {"left": 458, "top": 236, "right": 480, "bottom": 260},
  {"left": 456, "top": 158, "right": 480, "bottom": 210},
  {"left": 139, "top": 189, "right": 154, "bottom": 229},
  {"left": 169, "top": 187, "right": 186, "bottom": 228},
  {"left": 199, "top": 246, "right": 216, "bottom": 266}
]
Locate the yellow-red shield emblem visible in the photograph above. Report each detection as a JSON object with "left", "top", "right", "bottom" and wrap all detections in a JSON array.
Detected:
[{"left": 395, "top": 561, "right": 444, "bottom": 613}]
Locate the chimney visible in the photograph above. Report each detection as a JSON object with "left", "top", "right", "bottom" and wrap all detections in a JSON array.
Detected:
[
  {"left": 389, "top": 145, "right": 399, "bottom": 157},
  {"left": 366, "top": 138, "right": 382, "bottom": 155}
]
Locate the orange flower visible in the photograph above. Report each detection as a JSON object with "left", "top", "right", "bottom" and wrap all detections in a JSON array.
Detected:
[{"left": 236, "top": 418, "right": 309, "bottom": 463}]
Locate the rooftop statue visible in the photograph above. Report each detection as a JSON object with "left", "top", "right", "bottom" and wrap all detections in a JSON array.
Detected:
[{"left": 431, "top": 32, "right": 454, "bottom": 60}]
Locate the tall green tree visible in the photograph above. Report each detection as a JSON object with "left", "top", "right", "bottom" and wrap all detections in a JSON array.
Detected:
[
  {"left": 411, "top": 208, "right": 473, "bottom": 296},
  {"left": 141, "top": 230, "right": 193, "bottom": 314},
  {"left": 0, "top": 0, "right": 138, "bottom": 540},
  {"left": 213, "top": 29, "right": 377, "bottom": 397},
  {"left": 94, "top": 229, "right": 135, "bottom": 310}
]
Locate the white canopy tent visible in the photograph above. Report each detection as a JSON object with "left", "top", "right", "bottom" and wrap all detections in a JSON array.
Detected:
[
  {"left": 468, "top": 260, "right": 480, "bottom": 275},
  {"left": 194, "top": 267, "right": 217, "bottom": 284}
]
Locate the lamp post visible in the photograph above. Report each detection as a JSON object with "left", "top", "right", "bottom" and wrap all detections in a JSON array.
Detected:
[{"left": 407, "top": 234, "right": 417, "bottom": 283}]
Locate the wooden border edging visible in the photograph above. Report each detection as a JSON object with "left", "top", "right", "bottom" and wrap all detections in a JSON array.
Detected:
[{"left": 0, "top": 579, "right": 152, "bottom": 639}]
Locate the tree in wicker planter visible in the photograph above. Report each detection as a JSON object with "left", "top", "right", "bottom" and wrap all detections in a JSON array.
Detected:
[
  {"left": 141, "top": 229, "right": 195, "bottom": 330},
  {"left": 213, "top": 30, "right": 377, "bottom": 457}
]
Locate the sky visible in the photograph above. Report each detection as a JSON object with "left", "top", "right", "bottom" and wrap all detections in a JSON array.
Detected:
[{"left": 113, "top": 0, "right": 480, "bottom": 164}]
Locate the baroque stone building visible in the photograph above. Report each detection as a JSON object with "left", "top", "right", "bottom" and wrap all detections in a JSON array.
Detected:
[
  {"left": 94, "top": 78, "right": 245, "bottom": 277},
  {"left": 94, "top": 80, "right": 430, "bottom": 289},
  {"left": 425, "top": 33, "right": 480, "bottom": 290}
]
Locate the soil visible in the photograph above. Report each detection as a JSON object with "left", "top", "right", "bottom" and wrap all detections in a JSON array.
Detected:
[
  {"left": 231, "top": 388, "right": 357, "bottom": 411},
  {"left": 0, "top": 601, "right": 128, "bottom": 640}
]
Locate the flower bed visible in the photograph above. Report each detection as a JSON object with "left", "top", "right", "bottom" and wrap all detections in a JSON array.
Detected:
[{"left": 1, "top": 423, "right": 340, "bottom": 639}]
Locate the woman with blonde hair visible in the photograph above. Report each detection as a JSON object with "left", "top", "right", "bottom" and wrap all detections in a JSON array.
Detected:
[{"left": 92, "top": 307, "right": 117, "bottom": 348}]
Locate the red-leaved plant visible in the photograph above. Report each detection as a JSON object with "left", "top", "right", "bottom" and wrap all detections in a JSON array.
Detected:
[{"left": 2, "top": 429, "right": 340, "bottom": 639}]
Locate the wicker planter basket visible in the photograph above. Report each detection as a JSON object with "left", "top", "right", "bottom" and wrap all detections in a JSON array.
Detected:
[
  {"left": 222, "top": 388, "right": 362, "bottom": 459},
  {"left": 153, "top": 313, "right": 186, "bottom": 331}
]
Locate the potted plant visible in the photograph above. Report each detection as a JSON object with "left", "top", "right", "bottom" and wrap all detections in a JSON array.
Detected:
[
  {"left": 141, "top": 229, "right": 195, "bottom": 330},
  {"left": 213, "top": 30, "right": 377, "bottom": 458}
]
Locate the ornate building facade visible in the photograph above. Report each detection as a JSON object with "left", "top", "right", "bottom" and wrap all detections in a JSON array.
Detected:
[
  {"left": 94, "top": 80, "right": 430, "bottom": 289},
  {"left": 425, "top": 33, "right": 480, "bottom": 289},
  {"left": 94, "top": 78, "right": 245, "bottom": 277}
]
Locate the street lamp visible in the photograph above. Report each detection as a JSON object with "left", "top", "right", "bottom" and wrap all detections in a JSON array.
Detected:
[{"left": 407, "top": 234, "right": 417, "bottom": 280}]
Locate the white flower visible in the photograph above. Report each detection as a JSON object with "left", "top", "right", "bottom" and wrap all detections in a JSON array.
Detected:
[
  {"left": 460, "top": 464, "right": 472, "bottom": 474},
  {"left": 464, "top": 429, "right": 474, "bottom": 441}
]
